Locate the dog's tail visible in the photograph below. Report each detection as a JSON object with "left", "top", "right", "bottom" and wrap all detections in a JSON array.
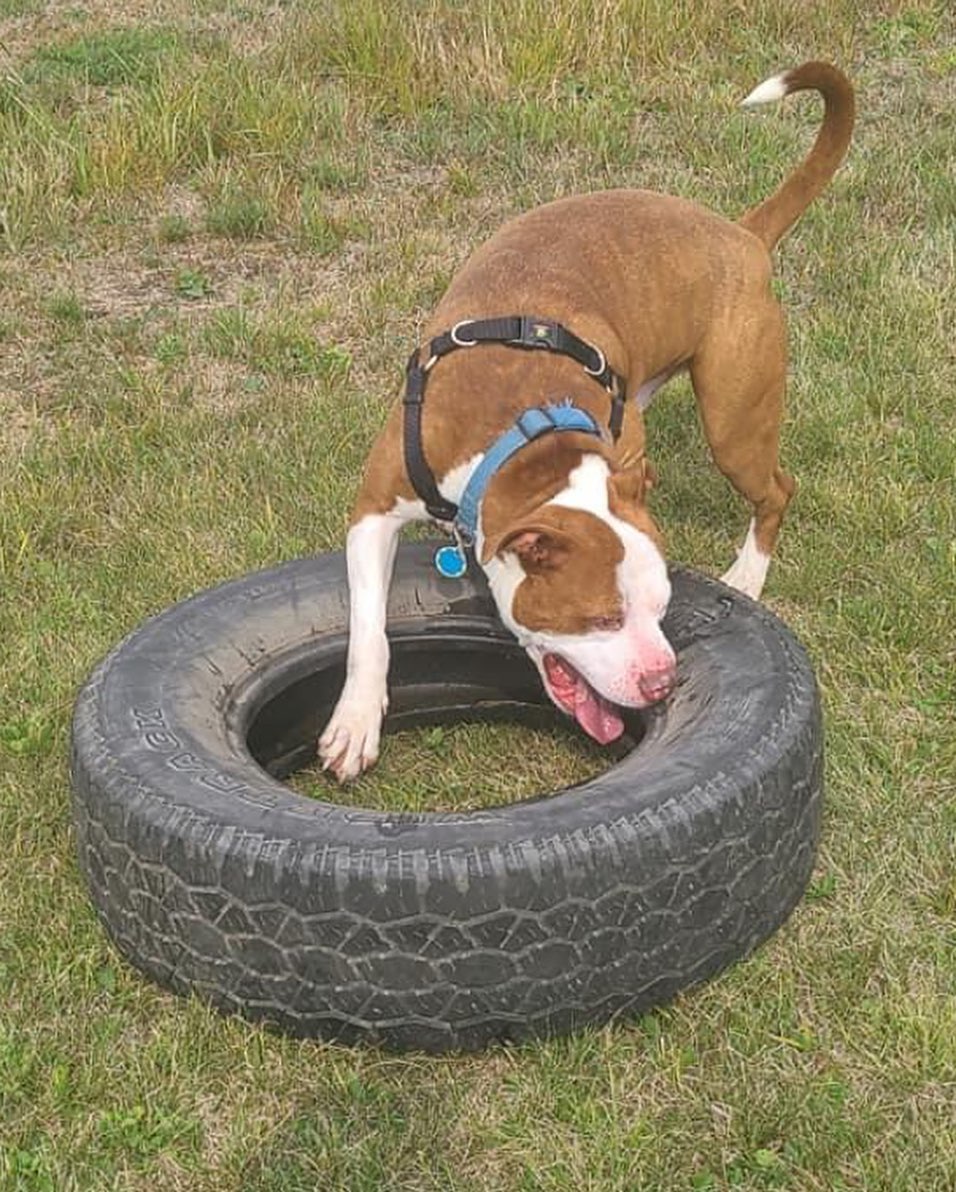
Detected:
[{"left": 739, "top": 62, "right": 855, "bottom": 251}]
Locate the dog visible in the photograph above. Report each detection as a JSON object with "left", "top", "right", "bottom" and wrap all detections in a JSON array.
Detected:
[{"left": 319, "top": 61, "right": 854, "bottom": 782}]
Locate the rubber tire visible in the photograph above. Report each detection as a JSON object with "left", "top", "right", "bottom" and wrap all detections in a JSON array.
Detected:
[{"left": 71, "top": 543, "right": 823, "bottom": 1054}]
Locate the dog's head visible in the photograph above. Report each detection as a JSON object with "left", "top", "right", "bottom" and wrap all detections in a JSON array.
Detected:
[{"left": 480, "top": 453, "right": 676, "bottom": 743}]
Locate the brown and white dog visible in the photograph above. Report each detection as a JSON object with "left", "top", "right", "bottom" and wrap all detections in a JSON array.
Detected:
[{"left": 320, "top": 62, "right": 855, "bottom": 782}]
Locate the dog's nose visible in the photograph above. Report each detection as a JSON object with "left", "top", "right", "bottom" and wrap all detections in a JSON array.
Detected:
[{"left": 638, "top": 664, "right": 677, "bottom": 704}]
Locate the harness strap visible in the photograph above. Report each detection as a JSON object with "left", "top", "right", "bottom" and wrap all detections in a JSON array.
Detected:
[
  {"left": 403, "top": 349, "right": 458, "bottom": 522},
  {"left": 403, "top": 315, "right": 626, "bottom": 522}
]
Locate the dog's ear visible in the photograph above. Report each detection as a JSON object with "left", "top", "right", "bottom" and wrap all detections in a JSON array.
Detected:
[{"left": 483, "top": 525, "right": 569, "bottom": 570}]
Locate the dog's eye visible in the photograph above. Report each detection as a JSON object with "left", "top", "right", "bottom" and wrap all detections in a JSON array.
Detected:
[{"left": 590, "top": 612, "right": 625, "bottom": 633}]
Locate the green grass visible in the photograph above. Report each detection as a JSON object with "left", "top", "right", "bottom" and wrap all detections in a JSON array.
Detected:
[
  {"left": 205, "top": 190, "right": 273, "bottom": 239},
  {"left": 24, "top": 27, "right": 183, "bottom": 89},
  {"left": 290, "top": 721, "right": 610, "bottom": 813},
  {"left": 1, "top": 0, "right": 955, "bottom": 1189}
]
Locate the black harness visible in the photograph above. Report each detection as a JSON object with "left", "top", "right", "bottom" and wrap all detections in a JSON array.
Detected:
[{"left": 403, "top": 315, "right": 627, "bottom": 522}]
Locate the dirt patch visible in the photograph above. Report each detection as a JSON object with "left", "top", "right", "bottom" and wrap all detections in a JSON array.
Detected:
[{"left": 184, "top": 358, "right": 262, "bottom": 417}]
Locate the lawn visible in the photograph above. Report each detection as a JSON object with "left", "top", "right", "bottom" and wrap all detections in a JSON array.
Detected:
[{"left": 1, "top": 1, "right": 954, "bottom": 1188}]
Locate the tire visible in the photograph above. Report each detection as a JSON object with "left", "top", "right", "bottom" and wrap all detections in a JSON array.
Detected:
[{"left": 71, "top": 544, "right": 823, "bottom": 1053}]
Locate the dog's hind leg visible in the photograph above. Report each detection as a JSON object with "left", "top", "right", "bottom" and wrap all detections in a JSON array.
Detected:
[{"left": 690, "top": 300, "right": 795, "bottom": 600}]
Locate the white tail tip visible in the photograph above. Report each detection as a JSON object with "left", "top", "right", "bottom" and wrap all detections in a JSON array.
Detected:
[{"left": 742, "top": 73, "right": 789, "bottom": 107}]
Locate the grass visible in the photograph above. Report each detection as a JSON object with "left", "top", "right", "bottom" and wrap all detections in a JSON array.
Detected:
[
  {"left": 289, "top": 722, "right": 610, "bottom": 813},
  {"left": 1, "top": 0, "right": 955, "bottom": 1188},
  {"left": 23, "top": 27, "right": 183, "bottom": 89}
]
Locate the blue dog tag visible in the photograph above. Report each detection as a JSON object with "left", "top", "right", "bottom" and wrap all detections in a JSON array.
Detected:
[{"left": 434, "top": 544, "right": 467, "bottom": 578}]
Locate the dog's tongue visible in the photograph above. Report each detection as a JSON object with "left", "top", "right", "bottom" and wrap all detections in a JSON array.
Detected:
[{"left": 543, "top": 653, "right": 624, "bottom": 745}]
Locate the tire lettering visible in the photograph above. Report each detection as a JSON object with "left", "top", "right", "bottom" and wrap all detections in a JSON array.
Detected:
[
  {"left": 143, "top": 730, "right": 182, "bottom": 750},
  {"left": 166, "top": 752, "right": 206, "bottom": 772},
  {"left": 198, "top": 771, "right": 247, "bottom": 794},
  {"left": 132, "top": 707, "right": 165, "bottom": 729}
]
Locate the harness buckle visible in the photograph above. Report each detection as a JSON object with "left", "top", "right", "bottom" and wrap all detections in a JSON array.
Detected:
[{"left": 516, "top": 315, "right": 560, "bottom": 349}]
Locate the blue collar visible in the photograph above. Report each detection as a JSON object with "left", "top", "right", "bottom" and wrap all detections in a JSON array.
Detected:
[
  {"left": 457, "top": 402, "right": 605, "bottom": 543},
  {"left": 432, "top": 404, "right": 603, "bottom": 580}
]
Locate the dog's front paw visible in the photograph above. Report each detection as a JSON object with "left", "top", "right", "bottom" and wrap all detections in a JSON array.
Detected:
[{"left": 318, "top": 688, "right": 387, "bottom": 783}]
